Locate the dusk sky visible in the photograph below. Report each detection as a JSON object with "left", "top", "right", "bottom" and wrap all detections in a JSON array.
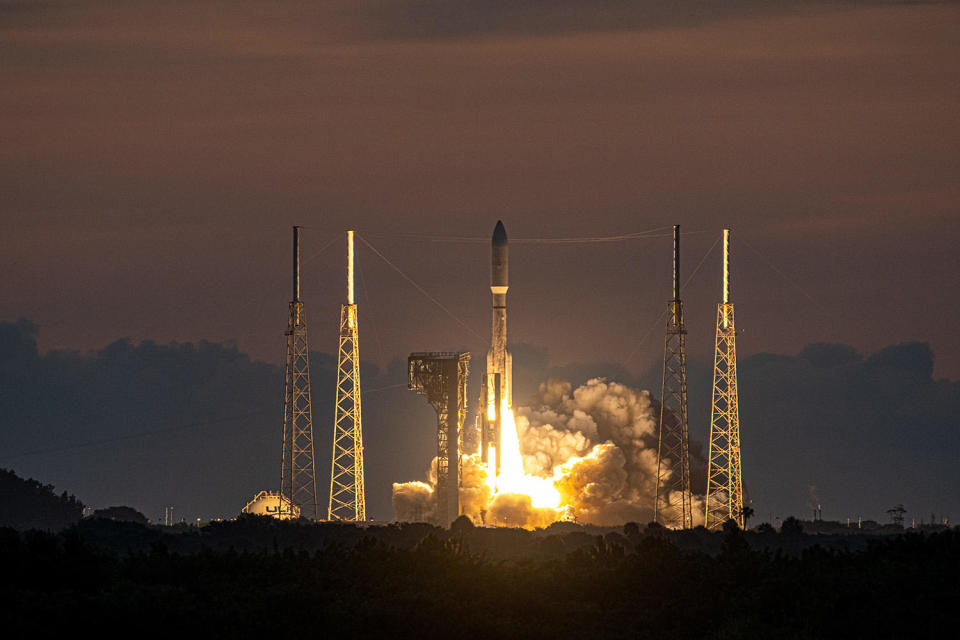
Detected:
[
  {"left": 1, "top": 1, "right": 958, "bottom": 522},
  {"left": 3, "top": 0, "right": 958, "bottom": 377}
]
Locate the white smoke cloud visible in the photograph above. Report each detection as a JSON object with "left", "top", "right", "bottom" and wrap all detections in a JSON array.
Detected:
[
  {"left": 659, "top": 490, "right": 707, "bottom": 528},
  {"left": 392, "top": 377, "right": 697, "bottom": 528},
  {"left": 391, "top": 481, "right": 434, "bottom": 522},
  {"left": 487, "top": 492, "right": 558, "bottom": 529},
  {"left": 517, "top": 378, "right": 662, "bottom": 524},
  {"left": 459, "top": 453, "right": 492, "bottom": 522}
]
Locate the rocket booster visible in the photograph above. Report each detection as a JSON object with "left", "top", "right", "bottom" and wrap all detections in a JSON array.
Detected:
[
  {"left": 481, "top": 220, "right": 512, "bottom": 475},
  {"left": 487, "top": 220, "right": 512, "bottom": 409}
]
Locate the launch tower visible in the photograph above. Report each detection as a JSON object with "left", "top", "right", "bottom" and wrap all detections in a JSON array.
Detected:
[
  {"left": 408, "top": 352, "right": 471, "bottom": 527},
  {"left": 705, "top": 229, "right": 744, "bottom": 530},
  {"left": 328, "top": 230, "right": 367, "bottom": 521},
  {"left": 654, "top": 225, "right": 692, "bottom": 529},
  {"left": 280, "top": 226, "right": 319, "bottom": 520}
]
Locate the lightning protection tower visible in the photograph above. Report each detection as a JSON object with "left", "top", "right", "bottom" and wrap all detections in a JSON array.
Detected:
[
  {"left": 408, "top": 352, "right": 470, "bottom": 528},
  {"left": 655, "top": 225, "right": 692, "bottom": 529},
  {"left": 280, "top": 226, "right": 319, "bottom": 520},
  {"left": 705, "top": 229, "right": 744, "bottom": 530},
  {"left": 328, "top": 230, "right": 367, "bottom": 521}
]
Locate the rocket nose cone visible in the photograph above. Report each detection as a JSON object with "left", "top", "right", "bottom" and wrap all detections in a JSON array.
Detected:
[{"left": 492, "top": 220, "right": 507, "bottom": 245}]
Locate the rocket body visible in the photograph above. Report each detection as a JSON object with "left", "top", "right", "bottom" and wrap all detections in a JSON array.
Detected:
[
  {"left": 487, "top": 220, "right": 512, "bottom": 408},
  {"left": 483, "top": 220, "right": 512, "bottom": 474}
]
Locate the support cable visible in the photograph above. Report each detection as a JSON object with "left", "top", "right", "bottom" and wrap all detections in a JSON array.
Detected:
[
  {"left": 0, "top": 408, "right": 272, "bottom": 462},
  {"left": 622, "top": 234, "right": 722, "bottom": 367},
  {"left": 356, "top": 234, "right": 486, "bottom": 342},
  {"left": 739, "top": 236, "right": 818, "bottom": 304},
  {"left": 358, "top": 260, "right": 385, "bottom": 365},
  {"left": 364, "top": 226, "right": 708, "bottom": 244}
]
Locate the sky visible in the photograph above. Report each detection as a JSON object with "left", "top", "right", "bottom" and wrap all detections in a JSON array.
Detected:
[
  {"left": 0, "top": 1, "right": 958, "bottom": 522},
  {"left": 2, "top": 0, "right": 959, "bottom": 378}
]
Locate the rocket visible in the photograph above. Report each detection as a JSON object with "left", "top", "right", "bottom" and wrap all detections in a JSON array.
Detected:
[{"left": 482, "top": 220, "right": 512, "bottom": 474}]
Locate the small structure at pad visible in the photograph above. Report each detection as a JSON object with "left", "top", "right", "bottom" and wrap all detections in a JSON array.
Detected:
[{"left": 242, "top": 490, "right": 300, "bottom": 519}]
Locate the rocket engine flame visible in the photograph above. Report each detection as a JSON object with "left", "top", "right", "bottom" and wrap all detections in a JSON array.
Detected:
[{"left": 488, "top": 399, "right": 562, "bottom": 512}]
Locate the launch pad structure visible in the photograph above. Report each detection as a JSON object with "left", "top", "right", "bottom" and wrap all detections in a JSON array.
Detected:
[
  {"left": 408, "top": 352, "right": 470, "bottom": 527},
  {"left": 329, "top": 230, "right": 367, "bottom": 522},
  {"left": 705, "top": 229, "right": 745, "bottom": 530},
  {"left": 655, "top": 225, "right": 693, "bottom": 529},
  {"left": 280, "top": 226, "right": 319, "bottom": 520}
]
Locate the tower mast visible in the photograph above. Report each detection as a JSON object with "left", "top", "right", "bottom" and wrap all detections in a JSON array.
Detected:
[
  {"left": 655, "top": 225, "right": 692, "bottom": 529},
  {"left": 705, "top": 229, "right": 744, "bottom": 529},
  {"left": 328, "top": 230, "right": 367, "bottom": 521},
  {"left": 280, "top": 225, "right": 319, "bottom": 520}
]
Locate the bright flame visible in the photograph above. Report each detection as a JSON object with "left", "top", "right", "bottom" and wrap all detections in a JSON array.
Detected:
[{"left": 488, "top": 399, "right": 562, "bottom": 511}]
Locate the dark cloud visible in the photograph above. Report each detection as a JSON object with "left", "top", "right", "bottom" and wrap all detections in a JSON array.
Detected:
[
  {"left": 362, "top": 0, "right": 794, "bottom": 40},
  {"left": 7, "top": 1, "right": 952, "bottom": 43},
  {"left": 736, "top": 342, "right": 960, "bottom": 524},
  {"left": 0, "top": 320, "right": 438, "bottom": 522},
  {"left": 2, "top": 320, "right": 957, "bottom": 523}
]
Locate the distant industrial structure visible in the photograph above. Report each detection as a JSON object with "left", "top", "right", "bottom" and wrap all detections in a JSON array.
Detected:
[
  {"left": 280, "top": 226, "right": 319, "bottom": 520},
  {"left": 655, "top": 225, "right": 692, "bottom": 529},
  {"left": 328, "top": 230, "right": 367, "bottom": 521},
  {"left": 705, "top": 229, "right": 745, "bottom": 530},
  {"left": 408, "top": 352, "right": 471, "bottom": 527}
]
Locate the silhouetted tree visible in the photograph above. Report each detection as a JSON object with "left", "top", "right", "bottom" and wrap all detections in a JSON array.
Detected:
[
  {"left": 0, "top": 469, "right": 83, "bottom": 530},
  {"left": 720, "top": 518, "right": 748, "bottom": 558},
  {"left": 92, "top": 506, "right": 148, "bottom": 526},
  {"left": 780, "top": 516, "right": 804, "bottom": 537}
]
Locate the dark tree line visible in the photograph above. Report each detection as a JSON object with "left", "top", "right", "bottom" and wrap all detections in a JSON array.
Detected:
[
  {"left": 0, "top": 516, "right": 957, "bottom": 638},
  {"left": 0, "top": 468, "right": 83, "bottom": 530}
]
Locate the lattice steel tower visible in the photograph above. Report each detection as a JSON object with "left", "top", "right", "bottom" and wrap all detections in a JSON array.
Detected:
[
  {"left": 280, "top": 225, "right": 319, "bottom": 520},
  {"left": 328, "top": 230, "right": 366, "bottom": 521},
  {"left": 705, "top": 229, "right": 744, "bottom": 530},
  {"left": 408, "top": 352, "right": 470, "bottom": 527},
  {"left": 655, "top": 225, "right": 692, "bottom": 529}
]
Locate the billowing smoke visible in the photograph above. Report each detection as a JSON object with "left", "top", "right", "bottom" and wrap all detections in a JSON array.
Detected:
[
  {"left": 459, "top": 454, "right": 492, "bottom": 521},
  {"left": 393, "top": 377, "right": 702, "bottom": 528},
  {"left": 391, "top": 481, "right": 434, "bottom": 522},
  {"left": 519, "top": 379, "right": 660, "bottom": 525},
  {"left": 487, "top": 493, "right": 558, "bottom": 529}
]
